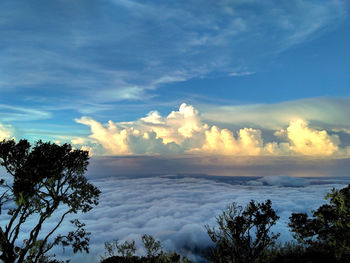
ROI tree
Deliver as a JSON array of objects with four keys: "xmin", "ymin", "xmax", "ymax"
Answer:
[
  {"xmin": 289, "ymin": 184, "xmax": 350, "ymax": 262},
  {"xmin": 141, "ymin": 234, "xmax": 162, "ymax": 258},
  {"xmin": 100, "ymin": 235, "xmax": 192, "ymax": 263},
  {"xmin": 206, "ymin": 200, "xmax": 280, "ymax": 263},
  {"xmin": 0, "ymin": 139, "xmax": 101, "ymax": 263}
]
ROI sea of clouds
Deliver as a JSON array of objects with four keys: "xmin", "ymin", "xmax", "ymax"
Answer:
[
  {"xmin": 70, "ymin": 174, "xmax": 349, "ymax": 262},
  {"xmin": 1, "ymin": 171, "xmax": 350, "ymax": 262}
]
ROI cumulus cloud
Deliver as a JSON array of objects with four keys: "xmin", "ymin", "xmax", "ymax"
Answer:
[
  {"xmin": 140, "ymin": 103, "xmax": 207, "ymax": 144},
  {"xmin": 0, "ymin": 123, "xmax": 14, "ymax": 140},
  {"xmin": 195, "ymin": 126, "xmax": 263, "ymax": 155},
  {"xmin": 75, "ymin": 103, "xmax": 206, "ymax": 155},
  {"xmin": 285, "ymin": 119, "xmax": 339, "ymax": 156},
  {"xmin": 74, "ymin": 103, "xmax": 349, "ymax": 157},
  {"xmin": 76, "ymin": 117, "xmax": 130, "ymax": 155}
]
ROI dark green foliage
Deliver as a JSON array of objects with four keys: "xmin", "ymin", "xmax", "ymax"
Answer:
[
  {"xmin": 0, "ymin": 139, "xmax": 101, "ymax": 263},
  {"xmin": 142, "ymin": 234, "xmax": 162, "ymax": 257},
  {"xmin": 100, "ymin": 236, "xmax": 192, "ymax": 263},
  {"xmin": 206, "ymin": 200, "xmax": 280, "ymax": 263},
  {"xmin": 269, "ymin": 241, "xmax": 341, "ymax": 263},
  {"xmin": 101, "ymin": 240, "xmax": 136, "ymax": 259},
  {"xmin": 100, "ymin": 253, "xmax": 187, "ymax": 263},
  {"xmin": 288, "ymin": 184, "xmax": 350, "ymax": 262}
]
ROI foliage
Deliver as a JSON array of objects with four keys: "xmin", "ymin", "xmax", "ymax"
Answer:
[
  {"xmin": 100, "ymin": 235, "xmax": 192, "ymax": 263},
  {"xmin": 206, "ymin": 200, "xmax": 280, "ymax": 263},
  {"xmin": 266, "ymin": 240, "xmax": 342, "ymax": 263},
  {"xmin": 141, "ymin": 234, "xmax": 162, "ymax": 257},
  {"xmin": 0, "ymin": 139, "xmax": 101, "ymax": 263},
  {"xmin": 101, "ymin": 239, "xmax": 136, "ymax": 259},
  {"xmin": 289, "ymin": 184, "xmax": 350, "ymax": 262}
]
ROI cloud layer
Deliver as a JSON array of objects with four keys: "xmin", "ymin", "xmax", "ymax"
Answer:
[
  {"xmin": 74, "ymin": 103, "xmax": 349, "ymax": 157},
  {"xmin": 200, "ymin": 98, "xmax": 350, "ymax": 130},
  {"xmin": 2, "ymin": 173, "xmax": 348, "ymax": 262}
]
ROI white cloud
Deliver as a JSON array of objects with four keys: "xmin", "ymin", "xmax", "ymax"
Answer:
[
  {"xmin": 95, "ymin": 86, "xmax": 145, "ymax": 101},
  {"xmin": 69, "ymin": 174, "xmax": 350, "ymax": 262},
  {"xmin": 194, "ymin": 126, "xmax": 263, "ymax": 155},
  {"xmin": 76, "ymin": 117, "xmax": 130, "ymax": 155},
  {"xmin": 285, "ymin": 119, "xmax": 340, "ymax": 156},
  {"xmin": 200, "ymin": 98, "xmax": 350, "ymax": 130},
  {"xmin": 228, "ymin": 71, "xmax": 255, "ymax": 77},
  {"xmin": 248, "ymin": 175, "xmax": 309, "ymax": 187},
  {"xmin": 0, "ymin": 123, "xmax": 14, "ymax": 140},
  {"xmin": 2, "ymin": 174, "xmax": 347, "ymax": 262},
  {"xmin": 75, "ymin": 103, "xmax": 207, "ymax": 155},
  {"xmin": 0, "ymin": 104, "xmax": 51, "ymax": 122},
  {"xmin": 0, "ymin": 0, "xmax": 346, "ymax": 104},
  {"xmin": 75, "ymin": 103, "xmax": 349, "ymax": 157},
  {"xmin": 280, "ymin": 0, "xmax": 346, "ymax": 49}
]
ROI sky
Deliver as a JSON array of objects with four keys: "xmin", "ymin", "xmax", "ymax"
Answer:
[
  {"xmin": 1, "ymin": 1, "xmax": 350, "ymax": 262},
  {"xmin": 0, "ymin": 0, "xmax": 350, "ymax": 163}
]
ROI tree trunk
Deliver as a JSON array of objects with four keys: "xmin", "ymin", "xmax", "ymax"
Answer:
[{"xmin": 0, "ymin": 228, "xmax": 16, "ymax": 263}]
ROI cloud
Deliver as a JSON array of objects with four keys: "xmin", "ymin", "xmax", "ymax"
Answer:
[
  {"xmin": 74, "ymin": 103, "xmax": 349, "ymax": 157},
  {"xmin": 0, "ymin": 123, "xmax": 14, "ymax": 140},
  {"xmin": 248, "ymin": 175, "xmax": 309, "ymax": 187},
  {"xmin": 2, "ymin": 173, "xmax": 348, "ymax": 262},
  {"xmin": 75, "ymin": 103, "xmax": 207, "ymax": 155},
  {"xmin": 228, "ymin": 71, "xmax": 255, "ymax": 77},
  {"xmin": 76, "ymin": 117, "xmax": 130, "ymax": 155},
  {"xmin": 195, "ymin": 126, "xmax": 263, "ymax": 155},
  {"xmin": 140, "ymin": 103, "xmax": 206, "ymax": 144},
  {"xmin": 280, "ymin": 0, "xmax": 346, "ymax": 49},
  {"xmin": 0, "ymin": 104, "xmax": 51, "ymax": 122},
  {"xmin": 66, "ymin": 174, "xmax": 350, "ymax": 262},
  {"xmin": 200, "ymin": 98, "xmax": 350, "ymax": 130},
  {"xmin": 0, "ymin": 0, "xmax": 346, "ymax": 104},
  {"xmin": 285, "ymin": 119, "xmax": 339, "ymax": 156}
]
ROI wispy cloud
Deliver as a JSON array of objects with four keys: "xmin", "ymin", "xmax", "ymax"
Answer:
[
  {"xmin": 0, "ymin": 0, "xmax": 346, "ymax": 104},
  {"xmin": 0, "ymin": 104, "xmax": 51, "ymax": 122},
  {"xmin": 228, "ymin": 71, "xmax": 256, "ymax": 77}
]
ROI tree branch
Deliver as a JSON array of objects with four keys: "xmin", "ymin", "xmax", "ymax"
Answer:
[
  {"xmin": 10, "ymin": 204, "xmax": 30, "ymax": 245},
  {"xmin": 34, "ymin": 209, "xmax": 73, "ymax": 263},
  {"xmin": 5, "ymin": 204, "xmax": 23, "ymax": 237}
]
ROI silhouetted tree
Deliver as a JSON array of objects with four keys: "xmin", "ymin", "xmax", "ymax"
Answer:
[
  {"xmin": 141, "ymin": 234, "xmax": 162, "ymax": 257},
  {"xmin": 289, "ymin": 184, "xmax": 350, "ymax": 262},
  {"xmin": 206, "ymin": 200, "xmax": 280, "ymax": 263},
  {"xmin": 100, "ymin": 235, "xmax": 192, "ymax": 263},
  {"xmin": 0, "ymin": 139, "xmax": 101, "ymax": 263}
]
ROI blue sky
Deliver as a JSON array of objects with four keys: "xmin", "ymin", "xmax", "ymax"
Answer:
[
  {"xmin": 2, "ymin": 3, "xmax": 350, "ymax": 260},
  {"xmin": 1, "ymin": 0, "xmax": 350, "ymax": 158}
]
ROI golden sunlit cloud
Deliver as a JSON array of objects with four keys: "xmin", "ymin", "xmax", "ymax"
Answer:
[
  {"xmin": 74, "ymin": 103, "xmax": 349, "ymax": 157},
  {"xmin": 0, "ymin": 123, "xmax": 14, "ymax": 141},
  {"xmin": 195, "ymin": 126, "xmax": 263, "ymax": 155},
  {"xmin": 76, "ymin": 117, "xmax": 130, "ymax": 155},
  {"xmin": 286, "ymin": 119, "xmax": 339, "ymax": 156}
]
